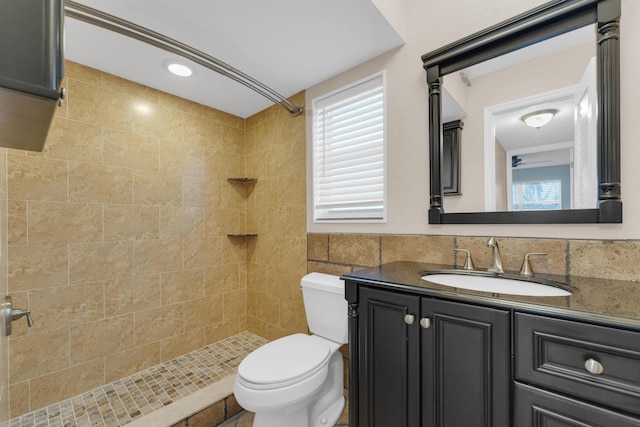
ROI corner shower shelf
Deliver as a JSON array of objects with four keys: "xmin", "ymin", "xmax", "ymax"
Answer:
[
  {"xmin": 227, "ymin": 233, "xmax": 257, "ymax": 238},
  {"xmin": 226, "ymin": 177, "xmax": 257, "ymax": 183}
]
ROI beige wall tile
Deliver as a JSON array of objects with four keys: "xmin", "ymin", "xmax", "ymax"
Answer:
[
  {"xmin": 40, "ymin": 117, "xmax": 102, "ymax": 164},
  {"xmin": 30, "ymin": 283, "xmax": 104, "ymax": 332},
  {"xmin": 569, "ymin": 277, "xmax": 640, "ymax": 319},
  {"xmin": 104, "ymin": 204, "xmax": 160, "ymax": 241},
  {"xmin": 203, "ymin": 106, "xmax": 244, "ymax": 129},
  {"xmin": 160, "ymin": 207, "xmax": 204, "ymax": 239},
  {"xmin": 9, "ymin": 381, "xmax": 30, "ymax": 418},
  {"xmin": 159, "ymin": 91, "xmax": 203, "ymax": 116},
  {"xmin": 105, "ymin": 274, "xmax": 162, "ymax": 317},
  {"xmin": 329, "ymin": 234, "xmax": 380, "ymax": 267},
  {"xmin": 133, "ymin": 102, "xmax": 182, "ymax": 141},
  {"xmin": 9, "ymin": 328, "xmax": 69, "ymax": 383},
  {"xmin": 70, "ymin": 314, "xmax": 135, "ymax": 365},
  {"xmin": 183, "ymin": 114, "xmax": 222, "ymax": 148},
  {"xmin": 160, "ymin": 328, "xmax": 205, "ymax": 362},
  {"xmin": 104, "ymin": 342, "xmax": 161, "ymax": 384},
  {"xmin": 66, "ymin": 62, "xmax": 102, "ymax": 86},
  {"xmin": 103, "ymin": 127, "xmax": 159, "ymax": 171},
  {"xmin": 103, "ymin": 73, "xmax": 158, "ymax": 104},
  {"xmin": 184, "ymin": 238, "xmax": 223, "ymax": 270},
  {"xmin": 184, "ymin": 295, "xmax": 224, "ymax": 329},
  {"xmin": 134, "ymin": 169, "xmax": 182, "ymax": 206},
  {"xmin": 69, "ymin": 162, "xmax": 133, "ymax": 204},
  {"xmin": 159, "ymin": 140, "xmax": 204, "ymax": 177},
  {"xmin": 68, "ymin": 241, "xmax": 134, "ymax": 284},
  {"xmin": 161, "ymin": 269, "xmax": 205, "ymax": 304},
  {"xmin": 134, "ymin": 239, "xmax": 184, "ymax": 275},
  {"xmin": 7, "ymin": 200, "xmax": 27, "ymax": 245},
  {"xmin": 134, "ymin": 303, "xmax": 184, "ymax": 346},
  {"xmin": 183, "ymin": 176, "xmax": 223, "ymax": 208},
  {"xmin": 28, "ymin": 201, "xmax": 102, "ymax": 244},
  {"xmin": 221, "ymin": 125, "xmax": 245, "ymax": 156},
  {"xmin": 7, "ymin": 155, "xmax": 68, "ymax": 201},
  {"xmin": 307, "ymin": 234, "xmax": 329, "ymax": 261},
  {"xmin": 307, "ymin": 261, "xmax": 353, "ymax": 276},
  {"xmin": 68, "ymin": 79, "xmax": 132, "ymax": 130},
  {"xmin": 8, "ymin": 244, "xmax": 68, "ymax": 292},
  {"xmin": 204, "ymin": 318, "xmax": 243, "ymax": 343},
  {"xmin": 223, "ymin": 289, "xmax": 247, "ymax": 322},
  {"xmin": 204, "ymin": 152, "xmax": 240, "ymax": 179},
  {"xmin": 205, "ymin": 263, "xmax": 242, "ymax": 295},
  {"xmin": 204, "ymin": 208, "xmax": 240, "ymax": 236},
  {"xmin": 381, "ymin": 235, "xmax": 455, "ymax": 265},
  {"xmin": 29, "ymin": 359, "xmax": 104, "ymax": 410}
]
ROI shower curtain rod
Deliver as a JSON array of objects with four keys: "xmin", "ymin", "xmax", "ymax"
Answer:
[{"xmin": 64, "ymin": 1, "xmax": 304, "ymax": 117}]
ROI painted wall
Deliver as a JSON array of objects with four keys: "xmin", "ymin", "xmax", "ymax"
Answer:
[{"xmin": 307, "ymin": 0, "xmax": 640, "ymax": 240}]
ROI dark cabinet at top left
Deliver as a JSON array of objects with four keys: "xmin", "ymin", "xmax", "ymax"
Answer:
[{"xmin": 0, "ymin": 0, "xmax": 65, "ymax": 151}]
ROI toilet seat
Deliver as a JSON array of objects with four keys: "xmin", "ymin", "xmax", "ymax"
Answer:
[{"xmin": 237, "ymin": 334, "xmax": 331, "ymax": 390}]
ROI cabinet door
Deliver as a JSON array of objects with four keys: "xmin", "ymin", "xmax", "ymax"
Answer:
[
  {"xmin": 515, "ymin": 382, "xmax": 640, "ymax": 426},
  {"xmin": 421, "ymin": 298, "xmax": 510, "ymax": 427},
  {"xmin": 358, "ymin": 286, "xmax": 420, "ymax": 427}
]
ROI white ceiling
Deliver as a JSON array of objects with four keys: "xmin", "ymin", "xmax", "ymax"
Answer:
[{"xmin": 64, "ymin": 0, "xmax": 404, "ymax": 118}]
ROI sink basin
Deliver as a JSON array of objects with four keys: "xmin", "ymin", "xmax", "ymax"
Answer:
[{"xmin": 421, "ymin": 271, "xmax": 571, "ymax": 296}]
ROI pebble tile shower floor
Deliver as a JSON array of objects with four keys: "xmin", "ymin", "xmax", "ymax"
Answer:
[{"xmin": 6, "ymin": 332, "xmax": 268, "ymax": 427}]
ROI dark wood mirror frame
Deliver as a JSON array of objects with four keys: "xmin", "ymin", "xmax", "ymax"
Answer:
[{"xmin": 422, "ymin": 0, "xmax": 621, "ymax": 224}]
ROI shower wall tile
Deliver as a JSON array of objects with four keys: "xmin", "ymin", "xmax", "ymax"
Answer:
[
  {"xmin": 104, "ymin": 274, "xmax": 162, "ymax": 317},
  {"xmin": 29, "ymin": 359, "xmax": 104, "ymax": 410},
  {"xmin": 381, "ymin": 235, "xmax": 455, "ymax": 265},
  {"xmin": 8, "ymin": 244, "xmax": 69, "ymax": 291},
  {"xmin": 102, "ymin": 127, "xmax": 159, "ymax": 171},
  {"xmin": 27, "ymin": 201, "xmax": 103, "ymax": 244},
  {"xmin": 104, "ymin": 342, "xmax": 161, "ymax": 384},
  {"xmin": 103, "ymin": 204, "xmax": 160, "ymax": 241},
  {"xmin": 37, "ymin": 117, "xmax": 103, "ymax": 164},
  {"xmin": 7, "ymin": 155, "xmax": 68, "ymax": 201},
  {"xmin": 134, "ymin": 303, "xmax": 184, "ymax": 346},
  {"xmin": 69, "ymin": 315, "xmax": 136, "ymax": 365},
  {"xmin": 68, "ymin": 241, "xmax": 134, "ymax": 284},
  {"xmin": 6, "ymin": 60, "xmax": 248, "ymax": 419},
  {"xmin": 9, "ymin": 328, "xmax": 69, "ymax": 383}
]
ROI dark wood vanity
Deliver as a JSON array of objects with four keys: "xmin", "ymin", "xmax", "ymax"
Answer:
[{"xmin": 343, "ymin": 261, "xmax": 640, "ymax": 427}]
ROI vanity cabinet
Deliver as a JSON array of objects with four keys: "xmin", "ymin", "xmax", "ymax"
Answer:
[{"xmin": 356, "ymin": 286, "xmax": 510, "ymax": 427}]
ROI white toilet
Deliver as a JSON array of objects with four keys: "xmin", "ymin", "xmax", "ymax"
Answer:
[{"xmin": 234, "ymin": 272, "xmax": 348, "ymax": 427}]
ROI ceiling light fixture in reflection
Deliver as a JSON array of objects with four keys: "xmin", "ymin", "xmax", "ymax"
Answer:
[{"xmin": 521, "ymin": 109, "xmax": 558, "ymax": 128}]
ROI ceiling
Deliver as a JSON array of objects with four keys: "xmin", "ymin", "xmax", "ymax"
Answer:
[{"xmin": 64, "ymin": 0, "xmax": 404, "ymax": 118}]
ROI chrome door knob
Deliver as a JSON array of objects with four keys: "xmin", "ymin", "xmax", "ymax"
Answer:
[
  {"xmin": 420, "ymin": 317, "xmax": 431, "ymax": 329},
  {"xmin": 404, "ymin": 314, "xmax": 415, "ymax": 325},
  {"xmin": 584, "ymin": 358, "xmax": 604, "ymax": 375}
]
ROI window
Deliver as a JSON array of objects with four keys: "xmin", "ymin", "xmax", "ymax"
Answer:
[
  {"xmin": 512, "ymin": 179, "xmax": 562, "ymax": 211},
  {"xmin": 312, "ymin": 72, "xmax": 386, "ymax": 222}
]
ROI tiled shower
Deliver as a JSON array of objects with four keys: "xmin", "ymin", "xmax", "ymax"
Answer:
[{"xmin": 5, "ymin": 60, "xmax": 307, "ymax": 421}]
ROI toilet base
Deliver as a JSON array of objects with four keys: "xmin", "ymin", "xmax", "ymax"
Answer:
[{"xmin": 252, "ymin": 395, "xmax": 344, "ymax": 427}]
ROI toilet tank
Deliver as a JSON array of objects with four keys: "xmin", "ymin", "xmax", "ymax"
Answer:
[{"xmin": 301, "ymin": 273, "xmax": 348, "ymax": 344}]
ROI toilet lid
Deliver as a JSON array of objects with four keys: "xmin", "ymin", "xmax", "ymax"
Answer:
[{"xmin": 237, "ymin": 334, "xmax": 331, "ymax": 386}]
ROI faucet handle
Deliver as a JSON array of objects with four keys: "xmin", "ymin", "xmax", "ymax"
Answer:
[
  {"xmin": 454, "ymin": 249, "xmax": 475, "ymax": 271},
  {"xmin": 519, "ymin": 252, "xmax": 547, "ymax": 277}
]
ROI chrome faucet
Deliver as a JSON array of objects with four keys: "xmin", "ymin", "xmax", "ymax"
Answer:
[{"xmin": 486, "ymin": 237, "xmax": 504, "ymax": 273}]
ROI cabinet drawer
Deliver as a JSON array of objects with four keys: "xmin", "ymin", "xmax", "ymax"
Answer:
[
  {"xmin": 514, "ymin": 382, "xmax": 640, "ymax": 426},
  {"xmin": 515, "ymin": 312, "xmax": 640, "ymax": 416}
]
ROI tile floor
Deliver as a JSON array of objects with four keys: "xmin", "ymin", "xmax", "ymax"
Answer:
[{"xmin": 6, "ymin": 332, "xmax": 268, "ymax": 427}]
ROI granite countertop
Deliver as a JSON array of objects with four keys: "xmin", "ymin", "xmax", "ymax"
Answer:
[{"xmin": 341, "ymin": 261, "xmax": 640, "ymax": 329}]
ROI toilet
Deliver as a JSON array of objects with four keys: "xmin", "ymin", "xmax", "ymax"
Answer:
[{"xmin": 234, "ymin": 272, "xmax": 348, "ymax": 427}]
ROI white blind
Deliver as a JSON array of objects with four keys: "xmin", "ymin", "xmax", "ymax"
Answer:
[{"xmin": 313, "ymin": 73, "xmax": 386, "ymax": 222}]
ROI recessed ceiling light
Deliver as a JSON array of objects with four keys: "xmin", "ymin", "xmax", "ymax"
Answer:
[{"xmin": 164, "ymin": 60, "xmax": 194, "ymax": 77}]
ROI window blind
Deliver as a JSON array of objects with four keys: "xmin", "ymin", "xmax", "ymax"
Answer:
[{"xmin": 312, "ymin": 73, "xmax": 386, "ymax": 221}]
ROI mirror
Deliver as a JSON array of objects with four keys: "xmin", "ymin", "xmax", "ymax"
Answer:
[{"xmin": 421, "ymin": 0, "xmax": 621, "ymax": 224}]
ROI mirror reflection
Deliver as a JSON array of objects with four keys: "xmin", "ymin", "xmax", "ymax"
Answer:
[{"xmin": 442, "ymin": 24, "xmax": 596, "ymax": 213}]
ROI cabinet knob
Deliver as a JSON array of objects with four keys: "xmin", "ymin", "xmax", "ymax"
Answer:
[
  {"xmin": 404, "ymin": 314, "xmax": 415, "ymax": 325},
  {"xmin": 420, "ymin": 317, "xmax": 431, "ymax": 329},
  {"xmin": 584, "ymin": 358, "xmax": 604, "ymax": 375}
]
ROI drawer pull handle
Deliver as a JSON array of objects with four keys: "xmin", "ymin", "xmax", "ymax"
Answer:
[
  {"xmin": 420, "ymin": 317, "xmax": 431, "ymax": 329},
  {"xmin": 584, "ymin": 358, "xmax": 604, "ymax": 375},
  {"xmin": 404, "ymin": 314, "xmax": 415, "ymax": 325}
]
